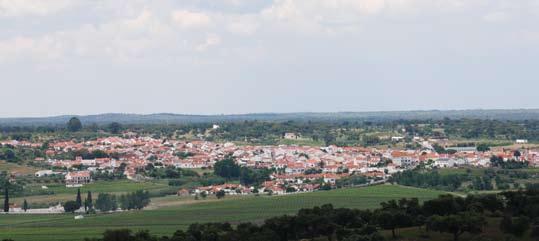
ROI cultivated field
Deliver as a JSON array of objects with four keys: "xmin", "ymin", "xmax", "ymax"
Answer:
[{"xmin": 0, "ymin": 185, "xmax": 446, "ymax": 241}]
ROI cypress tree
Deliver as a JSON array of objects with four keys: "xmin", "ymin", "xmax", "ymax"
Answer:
[
  {"xmin": 23, "ymin": 199, "xmax": 28, "ymax": 212},
  {"xmin": 76, "ymin": 188, "xmax": 82, "ymax": 209},
  {"xmin": 3, "ymin": 188, "xmax": 8, "ymax": 213},
  {"xmin": 85, "ymin": 191, "xmax": 93, "ymax": 211}
]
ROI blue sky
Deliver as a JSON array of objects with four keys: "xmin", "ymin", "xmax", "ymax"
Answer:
[{"xmin": 1, "ymin": 0, "xmax": 538, "ymax": 117}]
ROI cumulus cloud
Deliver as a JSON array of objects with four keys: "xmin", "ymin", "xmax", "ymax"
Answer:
[
  {"xmin": 0, "ymin": 0, "xmax": 76, "ymax": 17},
  {"xmin": 226, "ymin": 15, "xmax": 259, "ymax": 35},
  {"xmin": 171, "ymin": 10, "xmax": 212, "ymax": 29},
  {"xmin": 0, "ymin": 0, "xmax": 538, "ymax": 64},
  {"xmin": 482, "ymin": 11, "xmax": 509, "ymax": 23},
  {"xmin": 196, "ymin": 34, "xmax": 221, "ymax": 51}
]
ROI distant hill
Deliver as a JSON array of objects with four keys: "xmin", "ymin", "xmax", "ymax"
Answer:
[{"xmin": 1, "ymin": 109, "xmax": 539, "ymax": 126}]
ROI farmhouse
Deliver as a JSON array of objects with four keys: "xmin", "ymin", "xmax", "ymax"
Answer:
[{"xmin": 65, "ymin": 171, "xmax": 92, "ymax": 187}]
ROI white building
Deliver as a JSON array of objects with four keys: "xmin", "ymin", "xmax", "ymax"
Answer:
[
  {"xmin": 284, "ymin": 133, "xmax": 300, "ymax": 140},
  {"xmin": 65, "ymin": 171, "xmax": 92, "ymax": 187},
  {"xmin": 35, "ymin": 170, "xmax": 54, "ymax": 177}
]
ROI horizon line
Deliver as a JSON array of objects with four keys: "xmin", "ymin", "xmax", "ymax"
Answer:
[{"xmin": 1, "ymin": 108, "xmax": 538, "ymax": 119}]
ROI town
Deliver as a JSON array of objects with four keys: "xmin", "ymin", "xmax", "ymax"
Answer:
[{"xmin": 2, "ymin": 132, "xmax": 535, "ymax": 200}]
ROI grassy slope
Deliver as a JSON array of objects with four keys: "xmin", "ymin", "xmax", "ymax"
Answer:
[
  {"xmin": 0, "ymin": 185, "xmax": 445, "ymax": 241},
  {"xmin": 0, "ymin": 161, "xmax": 39, "ymax": 175}
]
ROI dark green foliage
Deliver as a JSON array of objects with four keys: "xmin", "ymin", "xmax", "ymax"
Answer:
[
  {"xmin": 95, "ymin": 193, "xmax": 118, "ymax": 212},
  {"xmin": 0, "ymin": 148, "xmax": 17, "ymax": 162},
  {"xmin": 147, "ymin": 166, "xmax": 198, "ymax": 179},
  {"xmin": 500, "ymin": 215, "xmax": 530, "ymax": 237},
  {"xmin": 213, "ymin": 158, "xmax": 240, "ymax": 179},
  {"xmin": 239, "ymin": 167, "xmax": 271, "ymax": 186},
  {"xmin": 490, "ymin": 156, "xmax": 528, "ymax": 169},
  {"xmin": 216, "ymin": 190, "xmax": 225, "ymax": 199},
  {"xmin": 426, "ymin": 212, "xmax": 487, "ymax": 241},
  {"xmin": 336, "ymin": 175, "xmax": 368, "ymax": 188},
  {"xmin": 118, "ymin": 190, "xmax": 151, "ymax": 211},
  {"xmin": 3, "ymin": 188, "xmax": 8, "ymax": 213},
  {"xmin": 67, "ymin": 117, "xmax": 83, "ymax": 132},
  {"xmin": 108, "ymin": 122, "xmax": 122, "ymax": 134},
  {"xmin": 174, "ymin": 152, "xmax": 194, "ymax": 159},
  {"xmin": 85, "ymin": 191, "xmax": 93, "ymax": 211},
  {"xmin": 476, "ymin": 143, "xmax": 490, "ymax": 152},
  {"xmin": 22, "ymin": 199, "xmax": 28, "ymax": 212},
  {"xmin": 362, "ymin": 135, "xmax": 381, "ymax": 146},
  {"xmin": 76, "ymin": 188, "xmax": 82, "ymax": 208},
  {"xmin": 389, "ymin": 170, "xmax": 467, "ymax": 191},
  {"xmin": 63, "ymin": 200, "xmax": 80, "ymax": 213}
]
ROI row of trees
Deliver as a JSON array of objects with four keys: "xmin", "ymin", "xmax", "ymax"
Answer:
[
  {"xmin": 63, "ymin": 189, "xmax": 150, "ymax": 213},
  {"xmin": 64, "ymin": 189, "xmax": 93, "ymax": 213},
  {"xmin": 389, "ymin": 170, "xmax": 468, "ymax": 191}
]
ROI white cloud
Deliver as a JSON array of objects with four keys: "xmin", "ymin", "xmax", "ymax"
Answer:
[
  {"xmin": 196, "ymin": 34, "xmax": 221, "ymax": 51},
  {"xmin": 171, "ymin": 10, "xmax": 212, "ymax": 29},
  {"xmin": 0, "ymin": 8, "xmax": 216, "ymax": 64},
  {"xmin": 0, "ymin": 0, "xmax": 76, "ymax": 17},
  {"xmin": 0, "ymin": 0, "xmax": 537, "ymax": 65},
  {"xmin": 483, "ymin": 11, "xmax": 509, "ymax": 23},
  {"xmin": 226, "ymin": 15, "xmax": 259, "ymax": 35}
]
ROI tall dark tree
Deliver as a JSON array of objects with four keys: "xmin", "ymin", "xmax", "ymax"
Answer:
[
  {"xmin": 84, "ymin": 191, "xmax": 93, "ymax": 211},
  {"xmin": 67, "ymin": 117, "xmax": 82, "ymax": 132},
  {"xmin": 23, "ymin": 199, "xmax": 28, "ymax": 212},
  {"xmin": 76, "ymin": 188, "xmax": 82, "ymax": 208},
  {"xmin": 3, "ymin": 188, "xmax": 8, "ymax": 213}
]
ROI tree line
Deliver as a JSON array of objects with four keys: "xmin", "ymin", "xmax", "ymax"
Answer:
[{"xmin": 61, "ymin": 189, "xmax": 150, "ymax": 213}]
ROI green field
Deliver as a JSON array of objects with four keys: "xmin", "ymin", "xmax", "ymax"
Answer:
[{"xmin": 0, "ymin": 185, "xmax": 446, "ymax": 241}]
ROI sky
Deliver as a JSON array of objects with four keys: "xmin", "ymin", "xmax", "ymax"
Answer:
[{"xmin": 1, "ymin": 0, "xmax": 539, "ymax": 117}]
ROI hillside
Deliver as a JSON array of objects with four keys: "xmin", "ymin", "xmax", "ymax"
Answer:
[
  {"xmin": 2, "ymin": 109, "xmax": 539, "ymax": 126},
  {"xmin": 0, "ymin": 185, "xmax": 445, "ymax": 241}
]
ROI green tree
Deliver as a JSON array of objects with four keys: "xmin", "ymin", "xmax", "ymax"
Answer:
[
  {"xmin": 3, "ymin": 188, "xmax": 8, "ymax": 213},
  {"xmin": 214, "ymin": 158, "xmax": 240, "ymax": 179},
  {"xmin": 64, "ymin": 200, "xmax": 79, "ymax": 213},
  {"xmin": 375, "ymin": 210, "xmax": 411, "ymax": 238},
  {"xmin": 84, "ymin": 191, "xmax": 93, "ymax": 211},
  {"xmin": 427, "ymin": 212, "xmax": 486, "ymax": 241},
  {"xmin": 108, "ymin": 122, "xmax": 122, "ymax": 134},
  {"xmin": 476, "ymin": 143, "xmax": 490, "ymax": 152},
  {"xmin": 1, "ymin": 148, "xmax": 17, "ymax": 162},
  {"xmin": 67, "ymin": 117, "xmax": 82, "ymax": 132},
  {"xmin": 216, "ymin": 190, "xmax": 225, "ymax": 199},
  {"xmin": 76, "ymin": 188, "xmax": 82, "ymax": 208},
  {"xmin": 500, "ymin": 215, "xmax": 530, "ymax": 237},
  {"xmin": 323, "ymin": 132, "xmax": 336, "ymax": 146},
  {"xmin": 95, "ymin": 193, "xmax": 118, "ymax": 212},
  {"xmin": 23, "ymin": 199, "xmax": 28, "ymax": 212}
]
